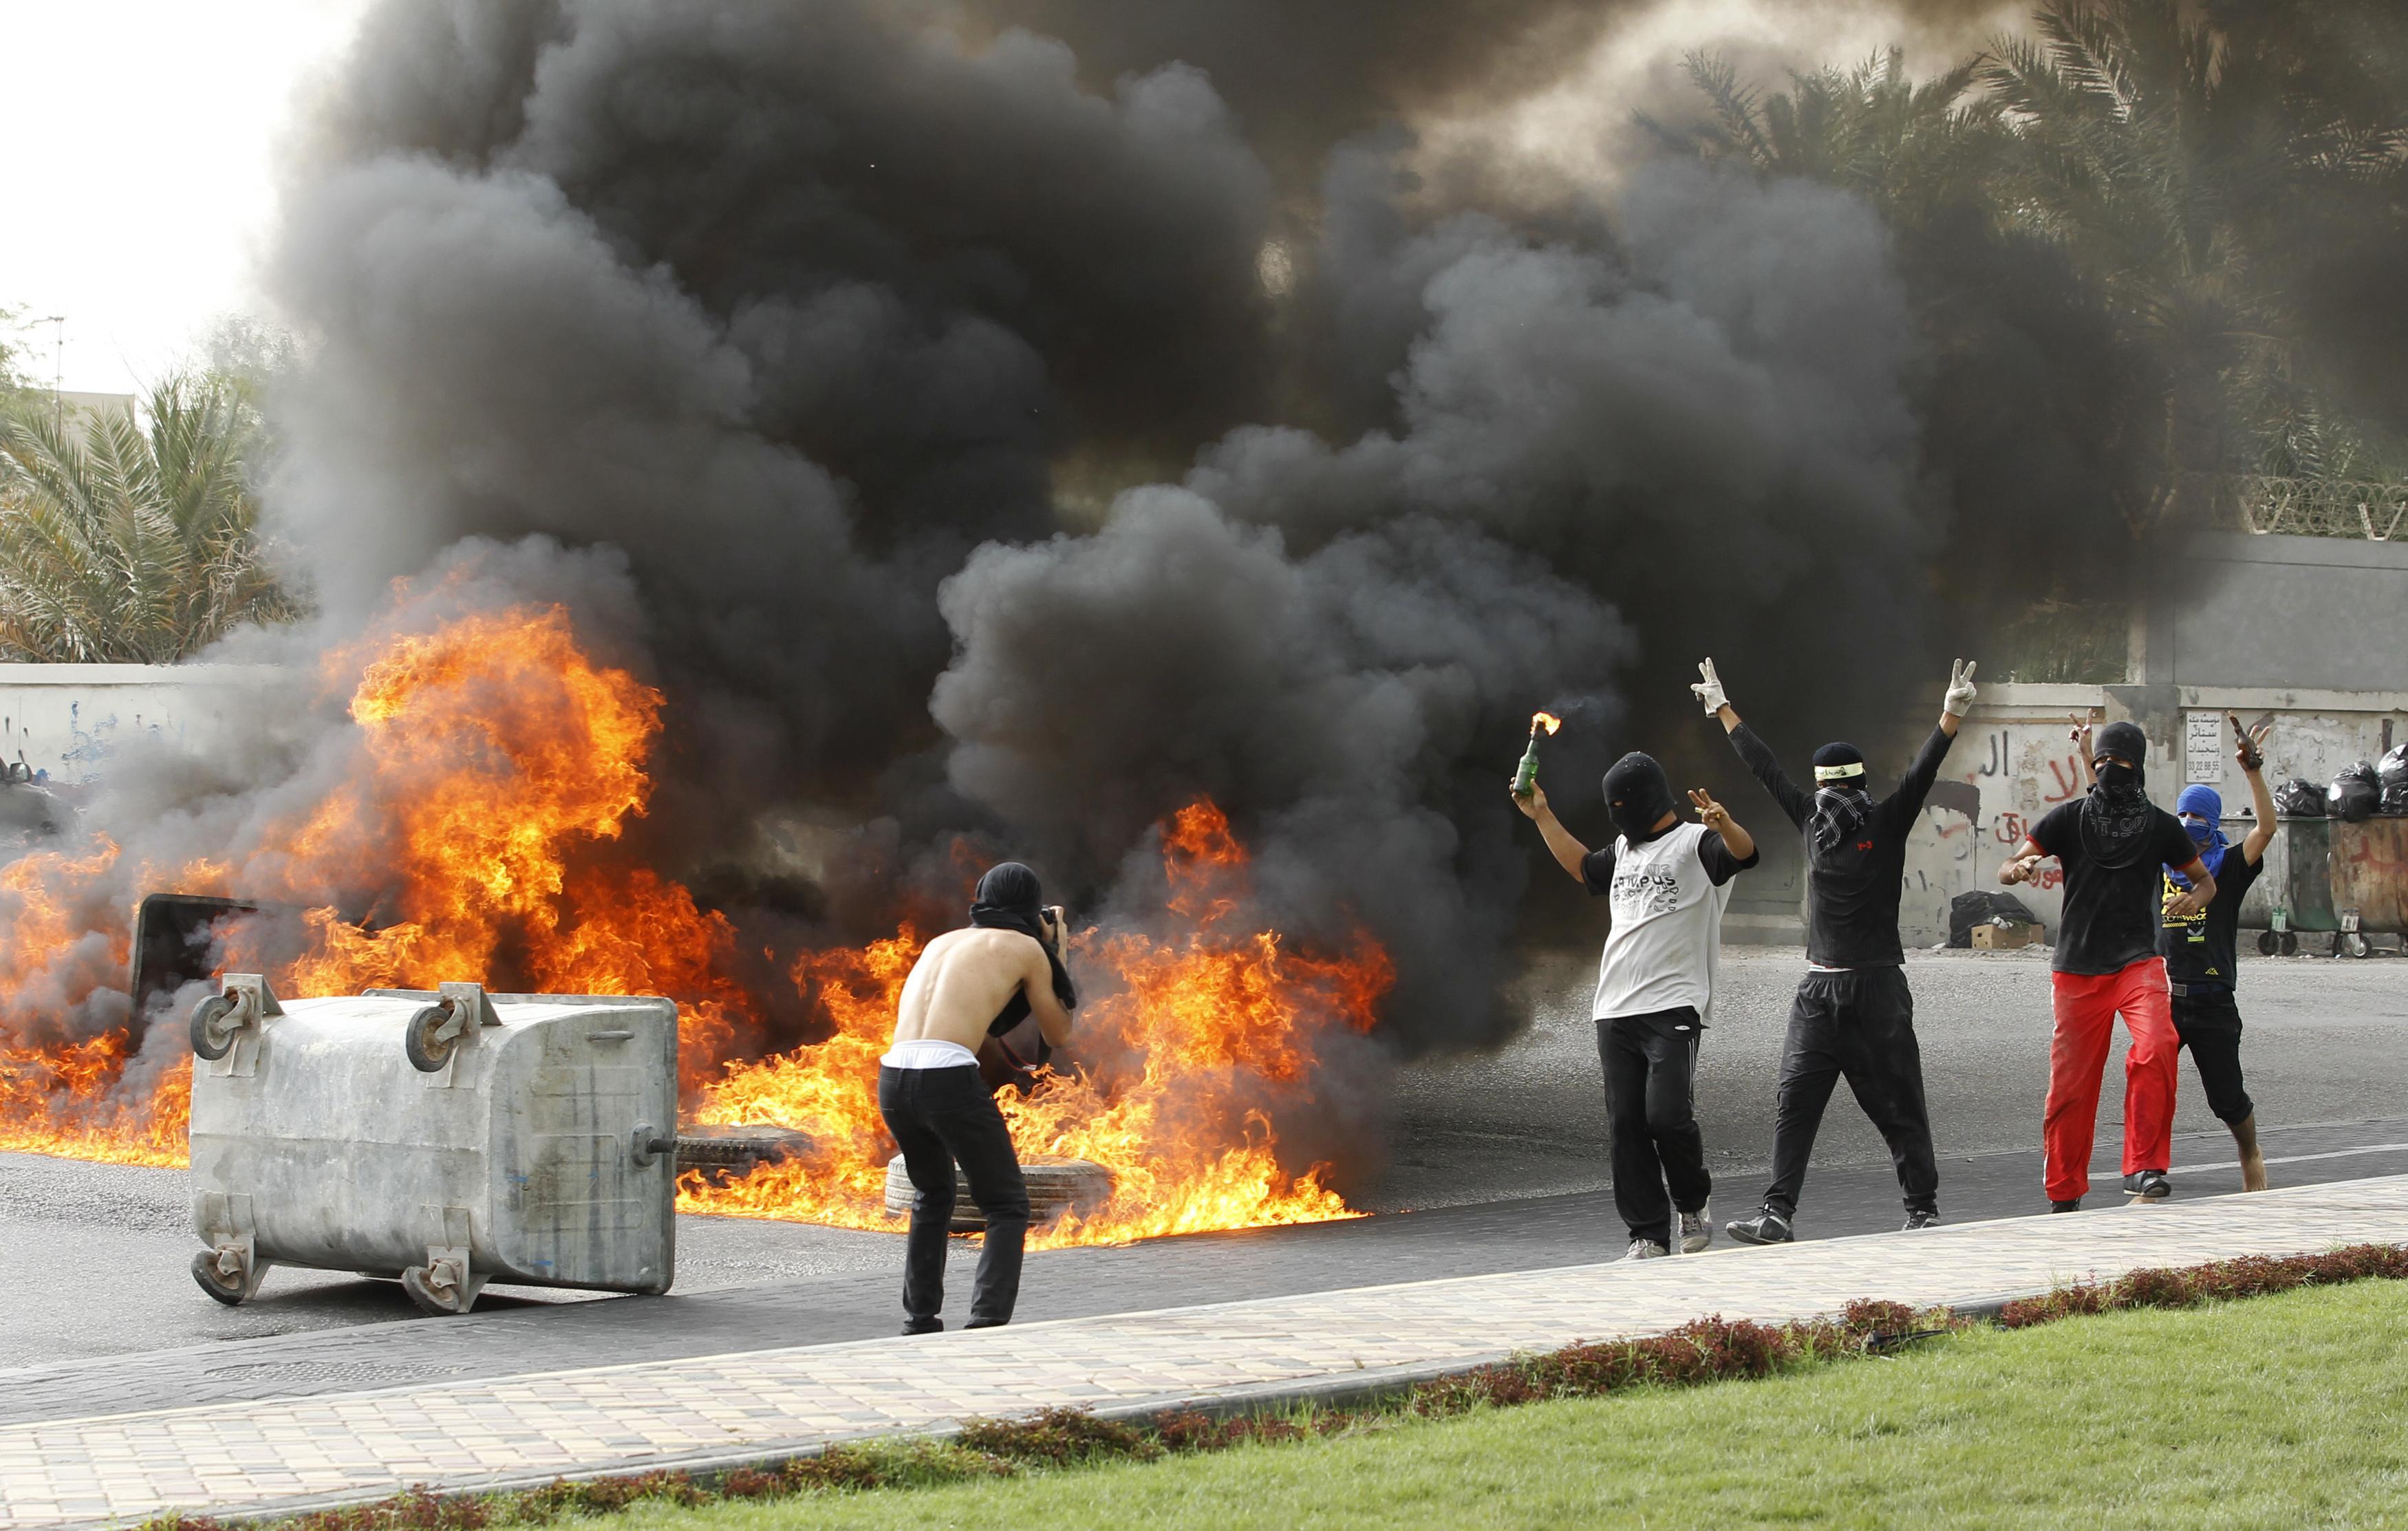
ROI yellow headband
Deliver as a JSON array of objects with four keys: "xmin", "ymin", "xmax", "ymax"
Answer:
[{"xmin": 1814, "ymin": 762, "xmax": 1866, "ymax": 782}]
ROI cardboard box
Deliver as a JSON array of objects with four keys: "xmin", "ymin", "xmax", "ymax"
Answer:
[{"xmin": 1972, "ymin": 922, "xmax": 2040, "ymax": 950}]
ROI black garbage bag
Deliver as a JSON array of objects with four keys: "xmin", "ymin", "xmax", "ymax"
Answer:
[
  {"xmin": 1948, "ymin": 890, "xmax": 2041, "ymax": 948},
  {"xmin": 2275, "ymin": 778, "xmax": 2328, "ymax": 817},
  {"xmin": 2383, "ymin": 782, "xmax": 2408, "ymax": 817},
  {"xmin": 2380, "ymin": 744, "xmax": 2408, "ymax": 791},
  {"xmin": 2330, "ymin": 767, "xmax": 2378, "ymax": 823}
]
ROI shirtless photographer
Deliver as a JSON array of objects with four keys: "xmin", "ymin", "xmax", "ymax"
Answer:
[{"xmin": 880, "ymin": 862, "xmax": 1077, "ymax": 1335}]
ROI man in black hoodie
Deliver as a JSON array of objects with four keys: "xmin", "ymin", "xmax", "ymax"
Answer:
[{"xmin": 1691, "ymin": 657, "xmax": 1978, "ymax": 1243}]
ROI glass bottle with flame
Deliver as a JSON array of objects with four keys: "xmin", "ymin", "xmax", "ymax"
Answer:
[{"xmin": 1515, "ymin": 711, "xmax": 1562, "ymax": 797}]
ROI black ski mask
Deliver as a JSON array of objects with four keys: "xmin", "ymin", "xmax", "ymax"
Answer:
[
  {"xmin": 969, "ymin": 862, "xmax": 1077, "ymax": 1040},
  {"xmin": 2081, "ymin": 721, "xmax": 2153, "ymax": 868},
  {"xmin": 1603, "ymin": 752, "xmax": 1678, "ymax": 843}
]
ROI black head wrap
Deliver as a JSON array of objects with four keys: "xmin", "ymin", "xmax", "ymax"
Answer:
[
  {"xmin": 1809, "ymin": 742, "xmax": 1874, "ymax": 860},
  {"xmin": 2079, "ymin": 721, "xmax": 2154, "ymax": 869},
  {"xmin": 1603, "ymin": 752, "xmax": 1678, "ymax": 842},
  {"xmin": 969, "ymin": 862, "xmax": 1077, "ymax": 1040}
]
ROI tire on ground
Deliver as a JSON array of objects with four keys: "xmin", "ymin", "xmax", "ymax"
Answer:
[
  {"xmin": 675, "ymin": 1124, "xmax": 816, "ymax": 1185},
  {"xmin": 883, "ymin": 1155, "xmax": 1113, "ymax": 1233}
]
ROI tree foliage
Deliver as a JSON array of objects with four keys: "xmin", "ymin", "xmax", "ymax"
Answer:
[
  {"xmin": 0, "ymin": 308, "xmax": 38, "ymax": 405},
  {"xmin": 0, "ymin": 374, "xmax": 303, "ymax": 662},
  {"xmin": 1642, "ymin": 47, "xmax": 2011, "ymax": 220},
  {"xmin": 1653, "ymin": 0, "xmax": 2408, "ymax": 536}
]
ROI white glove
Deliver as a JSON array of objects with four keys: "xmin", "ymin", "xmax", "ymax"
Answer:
[
  {"xmin": 1943, "ymin": 658, "xmax": 1978, "ymax": 718},
  {"xmin": 1690, "ymin": 658, "xmax": 1728, "ymax": 717}
]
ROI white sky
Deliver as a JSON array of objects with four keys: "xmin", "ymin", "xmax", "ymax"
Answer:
[{"xmin": 0, "ymin": 0, "xmax": 366, "ymax": 396}]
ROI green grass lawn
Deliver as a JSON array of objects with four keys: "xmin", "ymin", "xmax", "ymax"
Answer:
[{"xmin": 572, "ymin": 1280, "xmax": 2408, "ymax": 1530}]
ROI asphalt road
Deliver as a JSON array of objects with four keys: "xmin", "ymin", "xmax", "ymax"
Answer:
[
  {"xmin": 1377, "ymin": 943, "xmax": 2408, "ymax": 1211},
  {"xmin": 3, "ymin": 947, "xmax": 2402, "ymax": 1381}
]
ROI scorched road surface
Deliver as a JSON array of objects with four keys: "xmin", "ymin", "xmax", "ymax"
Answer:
[{"xmin": 2, "ymin": 948, "xmax": 2402, "ymax": 1417}]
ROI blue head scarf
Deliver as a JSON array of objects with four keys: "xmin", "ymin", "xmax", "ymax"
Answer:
[{"xmin": 2169, "ymin": 784, "xmax": 2229, "ymax": 888}]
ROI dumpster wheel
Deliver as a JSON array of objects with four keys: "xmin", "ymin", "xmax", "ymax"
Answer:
[
  {"xmin": 189, "ymin": 994, "xmax": 241, "ymax": 1060},
  {"xmin": 2279, "ymin": 930, "xmax": 2300, "ymax": 956},
  {"xmin": 191, "ymin": 1246, "xmax": 261, "ymax": 1306},
  {"xmin": 400, "ymin": 1256, "xmax": 486, "ymax": 1316},
  {"xmin": 403, "ymin": 1002, "xmax": 460, "ymax": 1073}
]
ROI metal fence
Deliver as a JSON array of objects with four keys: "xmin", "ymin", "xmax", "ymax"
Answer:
[{"xmin": 2224, "ymin": 475, "xmax": 2408, "ymax": 540}]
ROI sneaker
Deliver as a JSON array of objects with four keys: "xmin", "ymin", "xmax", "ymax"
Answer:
[
  {"xmin": 901, "ymin": 1316, "xmax": 943, "ymax": 1336},
  {"xmin": 1902, "ymin": 1210, "xmax": 1941, "ymax": 1230},
  {"xmin": 2123, "ymin": 1170, "xmax": 2171, "ymax": 1201},
  {"xmin": 1623, "ymin": 1236, "xmax": 1672, "ymax": 1261},
  {"xmin": 2050, "ymin": 1199, "xmax": 2081, "ymax": 1213},
  {"xmin": 1727, "ymin": 1207, "xmax": 1794, "ymax": 1245},
  {"xmin": 1679, "ymin": 1200, "xmax": 1714, "ymax": 1254}
]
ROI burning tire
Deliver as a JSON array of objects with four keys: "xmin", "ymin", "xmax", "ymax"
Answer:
[
  {"xmin": 883, "ymin": 1154, "xmax": 1112, "ymax": 1233},
  {"xmin": 675, "ymin": 1124, "xmax": 815, "ymax": 1184}
]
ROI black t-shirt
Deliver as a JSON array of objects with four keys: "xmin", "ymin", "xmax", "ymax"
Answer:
[
  {"xmin": 2030, "ymin": 800, "xmax": 2202, "ymax": 976},
  {"xmin": 1728, "ymin": 722, "xmax": 1954, "ymax": 969},
  {"xmin": 2160, "ymin": 848, "xmax": 2264, "ymax": 988}
]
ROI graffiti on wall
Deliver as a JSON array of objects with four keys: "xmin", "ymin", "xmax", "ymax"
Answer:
[
  {"xmin": 1, "ymin": 690, "xmax": 200, "ymax": 786},
  {"xmin": 1898, "ymin": 723, "xmax": 2092, "ymax": 945},
  {"xmin": 1897, "ymin": 709, "xmax": 2405, "ymax": 945}
]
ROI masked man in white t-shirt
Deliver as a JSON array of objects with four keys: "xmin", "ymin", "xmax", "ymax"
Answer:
[{"xmin": 1514, "ymin": 753, "xmax": 1759, "ymax": 1259}]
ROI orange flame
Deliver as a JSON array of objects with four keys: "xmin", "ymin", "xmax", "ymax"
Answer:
[
  {"xmin": 0, "ymin": 1032, "xmax": 190, "ymax": 1165},
  {"xmin": 265, "ymin": 606, "xmax": 756, "ymax": 1091},
  {"xmin": 1531, "ymin": 711, "xmax": 1562, "ymax": 736},
  {"xmin": 680, "ymin": 799, "xmax": 1392, "ymax": 1245},
  {"xmin": 0, "ymin": 838, "xmax": 191, "ymax": 1163},
  {"xmin": 0, "ymin": 597, "xmax": 1390, "ymax": 1248}
]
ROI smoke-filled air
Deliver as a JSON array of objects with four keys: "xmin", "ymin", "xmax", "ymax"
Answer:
[{"xmin": 3, "ymin": 0, "xmax": 2403, "ymax": 1234}]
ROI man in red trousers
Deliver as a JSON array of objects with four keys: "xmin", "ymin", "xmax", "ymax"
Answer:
[{"xmin": 1999, "ymin": 720, "xmax": 2215, "ymax": 1209}]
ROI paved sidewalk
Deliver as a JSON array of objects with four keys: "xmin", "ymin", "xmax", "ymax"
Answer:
[
  {"xmin": 20, "ymin": 1114, "xmax": 2408, "ymax": 1426},
  {"xmin": 10, "ymin": 1175, "xmax": 2407, "ymax": 1529}
]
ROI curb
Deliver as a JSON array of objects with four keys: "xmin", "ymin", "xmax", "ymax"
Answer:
[{"xmin": 103, "ymin": 1289, "xmax": 2070, "ymax": 1531}]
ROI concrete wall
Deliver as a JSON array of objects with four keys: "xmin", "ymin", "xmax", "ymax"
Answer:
[
  {"xmin": 1893, "ymin": 683, "xmax": 2407, "ymax": 946},
  {"xmin": 1824, "ymin": 531, "xmax": 2408, "ymax": 947},
  {"xmin": 0, "ymin": 664, "xmax": 280, "ymax": 786},
  {"xmin": 2162, "ymin": 535, "xmax": 2408, "ymax": 693}
]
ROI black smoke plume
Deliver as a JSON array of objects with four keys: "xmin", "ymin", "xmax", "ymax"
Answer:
[{"xmin": 240, "ymin": 0, "xmax": 2031, "ymax": 1071}]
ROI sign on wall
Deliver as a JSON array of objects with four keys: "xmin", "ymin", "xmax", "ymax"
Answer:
[{"xmin": 2184, "ymin": 711, "xmax": 2225, "ymax": 786}]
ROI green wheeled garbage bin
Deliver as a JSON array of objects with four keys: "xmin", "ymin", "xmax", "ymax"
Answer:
[{"xmin": 2238, "ymin": 816, "xmax": 2333, "ymax": 957}]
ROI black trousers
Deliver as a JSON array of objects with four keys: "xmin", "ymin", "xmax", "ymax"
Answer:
[
  {"xmin": 1597, "ymin": 1007, "xmax": 1712, "ymax": 1247},
  {"xmin": 2171, "ymin": 987, "xmax": 2254, "ymax": 1125},
  {"xmin": 1763, "ymin": 968, "xmax": 1937, "ymax": 1218},
  {"xmin": 877, "ymin": 1064, "xmax": 1030, "ymax": 1327}
]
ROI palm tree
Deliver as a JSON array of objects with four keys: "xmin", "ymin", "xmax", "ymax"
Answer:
[
  {"xmin": 0, "ymin": 373, "xmax": 303, "ymax": 662},
  {"xmin": 1981, "ymin": 0, "xmax": 2408, "ymax": 522},
  {"xmin": 1660, "ymin": 3, "xmax": 2408, "ymax": 537},
  {"xmin": 1642, "ymin": 47, "xmax": 2010, "ymax": 222}
]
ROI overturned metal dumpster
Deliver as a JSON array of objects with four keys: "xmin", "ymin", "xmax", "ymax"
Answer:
[{"xmin": 186, "ymin": 976, "xmax": 679, "ymax": 1315}]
